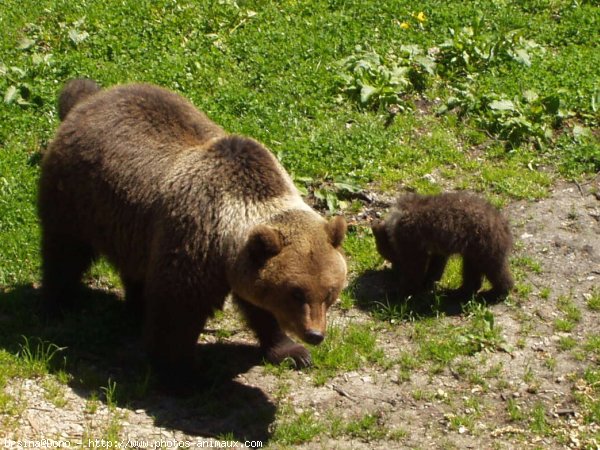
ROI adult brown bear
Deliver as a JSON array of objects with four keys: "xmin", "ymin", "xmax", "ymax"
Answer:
[{"xmin": 39, "ymin": 79, "xmax": 347, "ymax": 387}]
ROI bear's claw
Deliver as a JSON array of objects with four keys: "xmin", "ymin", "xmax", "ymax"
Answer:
[{"xmin": 266, "ymin": 342, "xmax": 312, "ymax": 369}]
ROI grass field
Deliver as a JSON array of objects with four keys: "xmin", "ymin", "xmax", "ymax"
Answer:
[{"xmin": 1, "ymin": 0, "xmax": 599, "ymax": 446}]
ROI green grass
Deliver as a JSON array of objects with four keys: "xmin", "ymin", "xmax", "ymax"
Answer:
[
  {"xmin": 272, "ymin": 408, "xmax": 405, "ymax": 446},
  {"xmin": 529, "ymin": 402, "xmax": 551, "ymax": 435},
  {"xmin": 586, "ymin": 289, "xmax": 600, "ymax": 311},
  {"xmin": 1, "ymin": 0, "xmax": 599, "ymax": 445},
  {"xmin": 42, "ymin": 377, "xmax": 68, "ymax": 408},
  {"xmin": 415, "ymin": 303, "xmax": 506, "ymax": 369},
  {"xmin": 310, "ymin": 322, "xmax": 386, "ymax": 386},
  {"xmin": 271, "ymin": 409, "xmax": 325, "ymax": 446},
  {"xmin": 17, "ymin": 335, "xmax": 66, "ymax": 377},
  {"xmin": 578, "ymin": 368, "xmax": 600, "ymax": 425},
  {"xmin": 553, "ymin": 295, "xmax": 582, "ymax": 332},
  {"xmin": 1, "ymin": 0, "xmax": 597, "ymax": 284},
  {"xmin": 584, "ymin": 335, "xmax": 600, "ymax": 358},
  {"xmin": 507, "ymin": 398, "xmax": 525, "ymax": 422},
  {"xmin": 343, "ymin": 226, "xmax": 381, "ymax": 276},
  {"xmin": 336, "ymin": 412, "xmax": 389, "ymax": 440},
  {"xmin": 558, "ymin": 336, "xmax": 577, "ymax": 352}
]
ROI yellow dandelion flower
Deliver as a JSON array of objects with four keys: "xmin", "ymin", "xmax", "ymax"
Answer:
[
  {"xmin": 416, "ymin": 11, "xmax": 426, "ymax": 22},
  {"xmin": 400, "ymin": 22, "xmax": 410, "ymax": 30}
]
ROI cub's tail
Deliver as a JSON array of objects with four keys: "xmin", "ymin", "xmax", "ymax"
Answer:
[{"xmin": 58, "ymin": 78, "xmax": 101, "ymax": 120}]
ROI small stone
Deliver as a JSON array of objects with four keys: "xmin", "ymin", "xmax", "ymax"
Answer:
[{"xmin": 422, "ymin": 173, "xmax": 437, "ymax": 184}]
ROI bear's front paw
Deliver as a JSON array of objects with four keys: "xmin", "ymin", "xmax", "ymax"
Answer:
[{"xmin": 265, "ymin": 341, "xmax": 312, "ymax": 369}]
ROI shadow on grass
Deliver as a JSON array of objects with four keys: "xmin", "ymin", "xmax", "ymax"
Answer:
[
  {"xmin": 0, "ymin": 284, "xmax": 275, "ymax": 442},
  {"xmin": 351, "ymin": 268, "xmax": 500, "ymax": 320}
]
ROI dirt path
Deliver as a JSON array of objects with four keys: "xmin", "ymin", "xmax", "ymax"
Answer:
[{"xmin": 2, "ymin": 180, "xmax": 599, "ymax": 449}]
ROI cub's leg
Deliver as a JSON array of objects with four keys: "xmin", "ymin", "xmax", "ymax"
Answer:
[
  {"xmin": 41, "ymin": 231, "xmax": 95, "ymax": 314},
  {"xmin": 393, "ymin": 245, "xmax": 430, "ymax": 295},
  {"xmin": 234, "ymin": 296, "xmax": 312, "ymax": 369},
  {"xmin": 424, "ymin": 254, "xmax": 449, "ymax": 290},
  {"xmin": 483, "ymin": 257, "xmax": 514, "ymax": 301},
  {"xmin": 450, "ymin": 256, "xmax": 483, "ymax": 300}
]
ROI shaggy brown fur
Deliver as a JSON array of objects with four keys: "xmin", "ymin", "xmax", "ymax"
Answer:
[
  {"xmin": 57, "ymin": 78, "xmax": 100, "ymax": 120},
  {"xmin": 40, "ymin": 80, "xmax": 347, "ymax": 387},
  {"xmin": 371, "ymin": 192, "xmax": 513, "ymax": 300}
]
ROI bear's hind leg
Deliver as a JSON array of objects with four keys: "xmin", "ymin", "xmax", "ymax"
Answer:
[
  {"xmin": 449, "ymin": 256, "xmax": 483, "ymax": 300},
  {"xmin": 483, "ymin": 258, "xmax": 514, "ymax": 302},
  {"xmin": 234, "ymin": 296, "xmax": 312, "ymax": 369},
  {"xmin": 41, "ymin": 232, "xmax": 95, "ymax": 315},
  {"xmin": 143, "ymin": 292, "xmax": 208, "ymax": 391}
]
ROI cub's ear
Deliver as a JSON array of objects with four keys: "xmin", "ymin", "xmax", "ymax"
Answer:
[
  {"xmin": 247, "ymin": 225, "xmax": 283, "ymax": 265},
  {"xmin": 326, "ymin": 216, "xmax": 347, "ymax": 248}
]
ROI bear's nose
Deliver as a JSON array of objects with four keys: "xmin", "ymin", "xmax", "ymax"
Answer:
[{"xmin": 305, "ymin": 330, "xmax": 325, "ymax": 345}]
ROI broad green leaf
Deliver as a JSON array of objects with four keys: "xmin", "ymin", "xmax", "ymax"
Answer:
[
  {"xmin": 10, "ymin": 66, "xmax": 26, "ymax": 78},
  {"xmin": 592, "ymin": 90, "xmax": 599, "ymax": 113},
  {"xmin": 573, "ymin": 125, "xmax": 591, "ymax": 142},
  {"xmin": 400, "ymin": 44, "xmax": 423, "ymax": 57},
  {"xmin": 541, "ymin": 95, "xmax": 560, "ymax": 115},
  {"xmin": 359, "ymin": 84, "xmax": 377, "ymax": 105},
  {"xmin": 489, "ymin": 99, "xmax": 515, "ymax": 111},
  {"xmin": 522, "ymin": 90, "xmax": 539, "ymax": 103},
  {"xmin": 296, "ymin": 184, "xmax": 309, "ymax": 196},
  {"xmin": 415, "ymin": 55, "xmax": 436, "ymax": 75},
  {"xmin": 389, "ymin": 66, "xmax": 410, "ymax": 87},
  {"xmin": 68, "ymin": 29, "xmax": 89, "ymax": 45},
  {"xmin": 314, "ymin": 189, "xmax": 326, "ymax": 201},
  {"xmin": 17, "ymin": 38, "xmax": 35, "ymax": 50},
  {"xmin": 325, "ymin": 191, "xmax": 339, "ymax": 213},
  {"xmin": 512, "ymin": 48, "xmax": 531, "ymax": 66},
  {"xmin": 333, "ymin": 182, "xmax": 361, "ymax": 193},
  {"xmin": 4, "ymin": 86, "xmax": 18, "ymax": 104}
]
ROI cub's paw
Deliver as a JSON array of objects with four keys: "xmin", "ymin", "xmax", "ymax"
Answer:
[
  {"xmin": 266, "ymin": 341, "xmax": 312, "ymax": 369},
  {"xmin": 480, "ymin": 288, "xmax": 510, "ymax": 304}
]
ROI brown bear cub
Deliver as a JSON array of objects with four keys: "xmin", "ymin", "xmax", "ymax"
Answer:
[
  {"xmin": 40, "ymin": 79, "xmax": 348, "ymax": 387},
  {"xmin": 371, "ymin": 192, "xmax": 513, "ymax": 301}
]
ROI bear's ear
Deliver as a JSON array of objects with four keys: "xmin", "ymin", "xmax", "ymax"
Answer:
[
  {"xmin": 247, "ymin": 225, "xmax": 283, "ymax": 265},
  {"xmin": 326, "ymin": 216, "xmax": 347, "ymax": 248}
]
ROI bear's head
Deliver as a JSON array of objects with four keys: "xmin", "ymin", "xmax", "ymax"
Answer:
[{"xmin": 231, "ymin": 212, "xmax": 347, "ymax": 346}]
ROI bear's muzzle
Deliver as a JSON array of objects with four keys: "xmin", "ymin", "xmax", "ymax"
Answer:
[{"xmin": 304, "ymin": 330, "xmax": 325, "ymax": 345}]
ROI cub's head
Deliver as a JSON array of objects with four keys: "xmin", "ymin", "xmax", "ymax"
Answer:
[
  {"xmin": 232, "ymin": 212, "xmax": 347, "ymax": 346},
  {"xmin": 371, "ymin": 219, "xmax": 397, "ymax": 263}
]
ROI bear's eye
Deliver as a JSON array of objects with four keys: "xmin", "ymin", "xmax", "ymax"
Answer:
[{"xmin": 291, "ymin": 287, "xmax": 306, "ymax": 304}]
